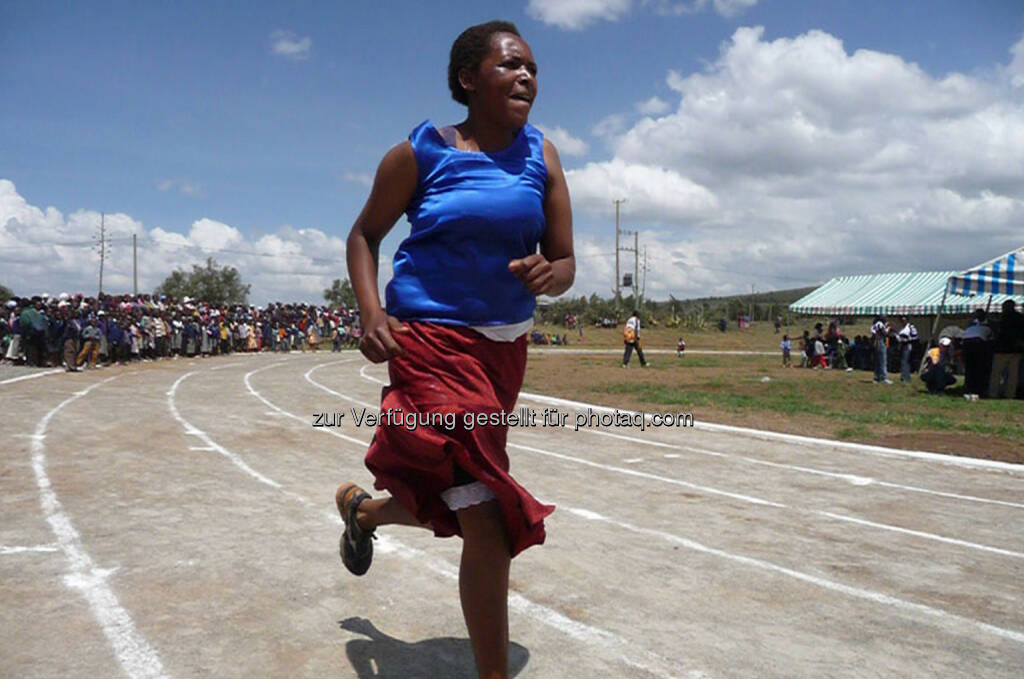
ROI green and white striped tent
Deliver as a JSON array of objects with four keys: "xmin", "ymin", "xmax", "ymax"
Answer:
[{"xmin": 789, "ymin": 271, "xmax": 1024, "ymax": 317}]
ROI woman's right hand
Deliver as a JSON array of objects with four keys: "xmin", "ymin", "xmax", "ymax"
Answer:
[{"xmin": 359, "ymin": 310, "xmax": 410, "ymax": 363}]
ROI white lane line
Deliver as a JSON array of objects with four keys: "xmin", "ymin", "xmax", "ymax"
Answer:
[
  {"xmin": 305, "ymin": 359, "xmax": 376, "ymax": 409},
  {"xmin": 529, "ymin": 348, "xmax": 773, "ymax": 356},
  {"xmin": 563, "ymin": 504, "xmax": 1024, "ymax": 645},
  {"xmin": 359, "ymin": 363, "xmax": 387, "ymax": 386},
  {"xmin": 354, "ymin": 363, "xmax": 1024, "ymax": 565},
  {"xmin": 1, "ymin": 368, "xmax": 64, "ymax": 385},
  {"xmin": 243, "ymin": 362, "xmax": 367, "ymax": 448},
  {"xmin": 687, "ymin": 446, "xmax": 1024, "ymax": 509},
  {"xmin": 1, "ymin": 544, "xmax": 59, "ymax": 555},
  {"xmin": 200, "ymin": 363, "xmax": 698, "ymax": 679},
  {"xmin": 209, "ymin": 362, "xmax": 245, "ymax": 372},
  {"xmin": 815, "ymin": 512, "xmax": 1024, "ymax": 559},
  {"xmin": 510, "ymin": 441, "xmax": 785, "ymax": 508},
  {"xmin": 538, "ymin": 421, "xmax": 1024, "ymax": 510},
  {"xmin": 168, "ymin": 373, "xmax": 281, "ymax": 488},
  {"xmin": 347, "ymin": 359, "xmax": 1024, "ymax": 645},
  {"xmin": 31, "ymin": 376, "xmax": 171, "ymax": 679},
  {"xmin": 513, "ymin": 432, "xmax": 1023, "ymax": 561},
  {"xmin": 518, "ymin": 391, "xmax": 1024, "ymax": 475},
  {"xmin": 531, "ymin": 416, "xmax": 1024, "ymax": 510}
]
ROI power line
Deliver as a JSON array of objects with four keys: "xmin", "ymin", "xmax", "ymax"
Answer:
[
  {"xmin": 0, "ymin": 237, "xmax": 133, "ymax": 250},
  {"xmin": 141, "ymin": 236, "xmax": 347, "ymax": 264}
]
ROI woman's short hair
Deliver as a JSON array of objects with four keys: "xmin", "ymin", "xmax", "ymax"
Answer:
[{"xmin": 448, "ymin": 20, "xmax": 521, "ymax": 106}]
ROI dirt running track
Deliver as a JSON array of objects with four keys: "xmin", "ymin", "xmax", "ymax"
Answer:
[{"xmin": 2, "ymin": 352, "xmax": 1023, "ymax": 678}]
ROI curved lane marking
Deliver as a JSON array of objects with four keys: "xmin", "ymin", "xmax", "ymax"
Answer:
[
  {"xmin": 31, "ymin": 376, "xmax": 171, "ymax": 679},
  {"xmin": 1, "ymin": 368, "xmax": 65, "ymax": 385},
  {"xmin": 168, "ymin": 372, "xmax": 281, "ymax": 488}
]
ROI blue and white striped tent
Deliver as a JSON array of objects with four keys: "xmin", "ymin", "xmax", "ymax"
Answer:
[{"xmin": 946, "ymin": 246, "xmax": 1024, "ymax": 297}]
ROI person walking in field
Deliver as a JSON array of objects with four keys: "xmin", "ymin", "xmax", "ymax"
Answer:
[
  {"xmin": 622, "ymin": 309, "xmax": 647, "ymax": 367},
  {"xmin": 333, "ymin": 20, "xmax": 574, "ymax": 679},
  {"xmin": 780, "ymin": 333, "xmax": 792, "ymax": 367}
]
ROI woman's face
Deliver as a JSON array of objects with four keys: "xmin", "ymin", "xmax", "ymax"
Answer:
[{"xmin": 464, "ymin": 32, "xmax": 538, "ymax": 128}]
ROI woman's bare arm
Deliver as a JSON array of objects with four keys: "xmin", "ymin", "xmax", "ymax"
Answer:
[
  {"xmin": 508, "ymin": 138, "xmax": 575, "ymax": 296},
  {"xmin": 346, "ymin": 140, "xmax": 418, "ymax": 362}
]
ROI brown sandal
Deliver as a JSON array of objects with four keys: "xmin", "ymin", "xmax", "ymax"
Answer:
[{"xmin": 336, "ymin": 483, "xmax": 375, "ymax": 576}]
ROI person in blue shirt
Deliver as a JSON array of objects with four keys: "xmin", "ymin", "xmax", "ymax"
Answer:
[
  {"xmin": 107, "ymin": 315, "xmax": 127, "ymax": 365},
  {"xmin": 334, "ymin": 20, "xmax": 573, "ymax": 679}
]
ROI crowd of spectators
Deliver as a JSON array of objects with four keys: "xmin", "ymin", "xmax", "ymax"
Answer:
[
  {"xmin": 1, "ymin": 292, "xmax": 362, "ymax": 372},
  {"xmin": 792, "ymin": 304, "xmax": 1024, "ymax": 397}
]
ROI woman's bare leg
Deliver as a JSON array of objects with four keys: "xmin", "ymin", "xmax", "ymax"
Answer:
[
  {"xmin": 335, "ymin": 484, "xmax": 429, "ymax": 530},
  {"xmin": 456, "ymin": 500, "xmax": 511, "ymax": 679}
]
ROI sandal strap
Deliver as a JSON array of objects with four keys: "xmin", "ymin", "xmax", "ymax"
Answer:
[{"xmin": 345, "ymin": 489, "xmax": 375, "ymax": 542}]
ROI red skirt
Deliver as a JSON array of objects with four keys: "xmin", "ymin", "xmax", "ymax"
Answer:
[{"xmin": 365, "ymin": 322, "xmax": 554, "ymax": 557}]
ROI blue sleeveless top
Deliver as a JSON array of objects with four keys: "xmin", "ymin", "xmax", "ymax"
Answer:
[{"xmin": 384, "ymin": 120, "xmax": 548, "ymax": 326}]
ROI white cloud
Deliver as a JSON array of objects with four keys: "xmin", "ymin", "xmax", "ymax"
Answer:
[
  {"xmin": 591, "ymin": 113, "xmax": 629, "ymax": 138},
  {"xmin": 710, "ymin": 0, "xmax": 758, "ymax": 18},
  {"xmin": 635, "ymin": 96, "xmax": 670, "ymax": 115},
  {"xmin": 270, "ymin": 30, "xmax": 312, "ymax": 61},
  {"xmin": 157, "ymin": 178, "xmax": 203, "ymax": 197},
  {"xmin": 1009, "ymin": 35, "xmax": 1024, "ymax": 88},
  {"xmin": 526, "ymin": 0, "xmax": 632, "ymax": 31},
  {"xmin": 528, "ymin": 0, "xmax": 758, "ymax": 29},
  {"xmin": 536, "ymin": 124, "xmax": 590, "ymax": 156},
  {"xmin": 567, "ymin": 159, "xmax": 718, "ymax": 222},
  {"xmin": 0, "ymin": 179, "xmax": 349, "ymax": 303},
  {"xmin": 564, "ymin": 27, "xmax": 1024, "ymax": 298},
  {"xmin": 342, "ymin": 171, "xmax": 374, "ymax": 188}
]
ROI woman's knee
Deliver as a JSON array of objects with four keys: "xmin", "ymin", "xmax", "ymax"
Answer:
[{"xmin": 456, "ymin": 501, "xmax": 510, "ymax": 555}]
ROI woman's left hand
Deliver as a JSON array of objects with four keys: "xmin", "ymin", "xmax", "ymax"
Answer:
[{"xmin": 509, "ymin": 254, "xmax": 555, "ymax": 296}]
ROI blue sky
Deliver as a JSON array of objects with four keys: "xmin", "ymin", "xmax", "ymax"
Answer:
[{"xmin": 2, "ymin": 0, "xmax": 1023, "ymax": 303}]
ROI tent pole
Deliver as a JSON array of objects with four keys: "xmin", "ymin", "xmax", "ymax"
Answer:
[
  {"xmin": 985, "ymin": 294, "xmax": 993, "ymax": 313},
  {"xmin": 930, "ymin": 289, "xmax": 948, "ymax": 344}
]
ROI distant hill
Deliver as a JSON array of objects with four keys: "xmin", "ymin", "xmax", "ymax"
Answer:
[
  {"xmin": 670, "ymin": 285, "xmax": 818, "ymax": 308},
  {"xmin": 535, "ymin": 285, "xmax": 821, "ymax": 327}
]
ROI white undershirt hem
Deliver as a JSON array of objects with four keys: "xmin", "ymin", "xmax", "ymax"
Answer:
[
  {"xmin": 440, "ymin": 481, "xmax": 497, "ymax": 511},
  {"xmin": 470, "ymin": 318, "xmax": 533, "ymax": 342}
]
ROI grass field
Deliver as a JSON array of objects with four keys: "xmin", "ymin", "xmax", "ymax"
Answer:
[{"xmin": 524, "ymin": 321, "xmax": 1023, "ymax": 463}]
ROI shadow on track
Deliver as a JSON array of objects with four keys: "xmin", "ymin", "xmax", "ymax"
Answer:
[{"xmin": 339, "ymin": 616, "xmax": 529, "ymax": 678}]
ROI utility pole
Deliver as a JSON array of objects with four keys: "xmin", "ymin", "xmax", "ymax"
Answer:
[
  {"xmin": 613, "ymin": 198, "xmax": 626, "ymax": 301},
  {"xmin": 641, "ymin": 246, "xmax": 648, "ymax": 308},
  {"xmin": 132, "ymin": 233, "xmax": 138, "ymax": 295},
  {"xmin": 95, "ymin": 212, "xmax": 107, "ymax": 297},
  {"xmin": 617, "ymin": 227, "xmax": 637, "ymax": 310},
  {"xmin": 633, "ymin": 232, "xmax": 639, "ymax": 310}
]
